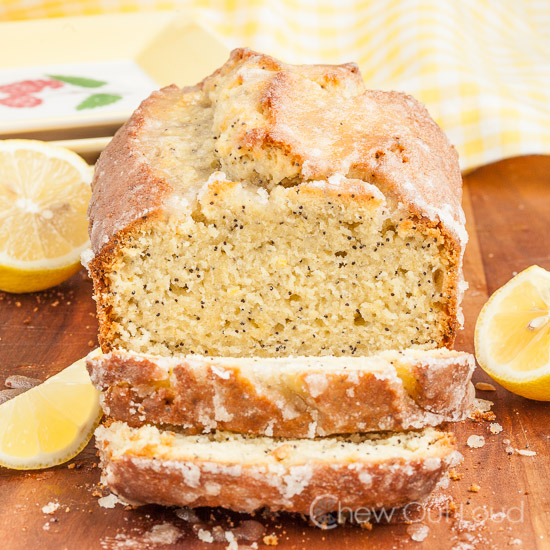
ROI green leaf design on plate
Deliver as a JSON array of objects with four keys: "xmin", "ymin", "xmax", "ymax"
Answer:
[
  {"xmin": 76, "ymin": 93, "xmax": 122, "ymax": 110},
  {"xmin": 47, "ymin": 75, "xmax": 107, "ymax": 88}
]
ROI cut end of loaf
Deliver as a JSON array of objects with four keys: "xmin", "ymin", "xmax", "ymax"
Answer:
[
  {"xmin": 88, "ymin": 48, "xmax": 466, "ymax": 358},
  {"xmin": 92, "ymin": 177, "xmax": 460, "ymax": 357}
]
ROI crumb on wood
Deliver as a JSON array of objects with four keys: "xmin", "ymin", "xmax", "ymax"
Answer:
[
  {"xmin": 42, "ymin": 501, "xmax": 59, "ymax": 514},
  {"xmin": 516, "ymin": 449, "xmax": 536, "ymax": 457},
  {"xmin": 475, "ymin": 382, "xmax": 496, "ymax": 391},
  {"xmin": 489, "ymin": 422, "xmax": 503, "ymax": 434},
  {"xmin": 468, "ymin": 483, "xmax": 481, "ymax": 493},
  {"xmin": 263, "ymin": 534, "xmax": 279, "ymax": 546},
  {"xmin": 467, "ymin": 435, "xmax": 485, "ymax": 448},
  {"xmin": 448, "ymin": 469, "xmax": 464, "ymax": 481},
  {"xmin": 360, "ymin": 521, "xmax": 373, "ymax": 530},
  {"xmin": 444, "ymin": 500, "xmax": 457, "ymax": 517},
  {"xmin": 470, "ymin": 410, "xmax": 496, "ymax": 422}
]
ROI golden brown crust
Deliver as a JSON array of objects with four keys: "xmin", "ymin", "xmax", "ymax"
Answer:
[
  {"xmin": 88, "ymin": 47, "xmax": 464, "ymax": 256},
  {"xmin": 97, "ymin": 426, "xmax": 457, "ymax": 514},
  {"xmin": 87, "ymin": 350, "xmax": 475, "ymax": 437},
  {"xmin": 88, "ymin": 86, "xmax": 182, "ymax": 254}
]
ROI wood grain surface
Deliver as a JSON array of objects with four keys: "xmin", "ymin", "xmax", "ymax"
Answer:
[{"xmin": 1, "ymin": 155, "xmax": 549, "ymax": 550}]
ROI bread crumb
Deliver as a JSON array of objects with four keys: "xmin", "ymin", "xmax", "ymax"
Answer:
[
  {"xmin": 263, "ymin": 534, "xmax": 279, "ymax": 546},
  {"xmin": 198, "ymin": 529, "xmax": 214, "ymax": 543},
  {"xmin": 468, "ymin": 483, "xmax": 481, "ymax": 493},
  {"xmin": 470, "ymin": 409, "xmax": 496, "ymax": 422},
  {"xmin": 67, "ymin": 463, "xmax": 76, "ymax": 469},
  {"xmin": 448, "ymin": 469, "xmax": 464, "ymax": 481},
  {"xmin": 98, "ymin": 493, "xmax": 120, "ymax": 508},
  {"xmin": 360, "ymin": 521, "xmax": 373, "ymax": 530},
  {"xmin": 42, "ymin": 501, "xmax": 59, "ymax": 514},
  {"xmin": 443, "ymin": 499, "xmax": 457, "ymax": 517},
  {"xmin": 407, "ymin": 523, "xmax": 429, "ymax": 542},
  {"xmin": 145, "ymin": 523, "xmax": 180, "ymax": 545},
  {"xmin": 225, "ymin": 530, "xmax": 238, "ymax": 550},
  {"xmin": 475, "ymin": 382, "xmax": 496, "ymax": 391},
  {"xmin": 467, "ymin": 435, "xmax": 485, "ymax": 448},
  {"xmin": 471, "ymin": 398, "xmax": 493, "ymax": 413},
  {"xmin": 489, "ymin": 423, "xmax": 503, "ymax": 434},
  {"xmin": 516, "ymin": 449, "xmax": 536, "ymax": 457}
]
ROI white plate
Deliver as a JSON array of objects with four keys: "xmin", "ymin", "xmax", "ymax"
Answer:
[{"xmin": 0, "ymin": 11, "xmax": 229, "ymax": 144}]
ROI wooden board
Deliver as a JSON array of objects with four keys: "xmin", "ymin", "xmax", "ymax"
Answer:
[{"xmin": 1, "ymin": 155, "xmax": 549, "ymax": 549}]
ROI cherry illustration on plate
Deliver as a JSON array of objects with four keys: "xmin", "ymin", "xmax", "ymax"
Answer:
[{"xmin": 0, "ymin": 78, "xmax": 64, "ymax": 108}]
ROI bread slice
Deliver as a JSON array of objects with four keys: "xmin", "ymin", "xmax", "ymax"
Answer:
[
  {"xmin": 86, "ymin": 48, "xmax": 467, "ymax": 358},
  {"xmin": 97, "ymin": 421, "xmax": 459, "ymax": 513},
  {"xmin": 88, "ymin": 348, "xmax": 474, "ymax": 437}
]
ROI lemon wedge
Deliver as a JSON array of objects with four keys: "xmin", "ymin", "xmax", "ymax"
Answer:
[
  {"xmin": 0, "ymin": 352, "xmax": 102, "ymax": 469},
  {"xmin": 0, "ymin": 139, "xmax": 93, "ymax": 293},
  {"xmin": 475, "ymin": 265, "xmax": 550, "ymax": 401}
]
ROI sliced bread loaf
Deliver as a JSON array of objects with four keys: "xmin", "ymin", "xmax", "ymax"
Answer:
[
  {"xmin": 88, "ymin": 348, "xmax": 474, "ymax": 437},
  {"xmin": 86, "ymin": 48, "xmax": 467, "ymax": 358},
  {"xmin": 97, "ymin": 421, "xmax": 459, "ymax": 514}
]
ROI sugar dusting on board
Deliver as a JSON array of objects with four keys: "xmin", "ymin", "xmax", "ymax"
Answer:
[{"xmin": 100, "ymin": 522, "xmax": 181, "ymax": 549}]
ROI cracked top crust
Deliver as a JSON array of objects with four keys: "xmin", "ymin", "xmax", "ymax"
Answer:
[{"xmin": 88, "ymin": 47, "xmax": 465, "ymax": 256}]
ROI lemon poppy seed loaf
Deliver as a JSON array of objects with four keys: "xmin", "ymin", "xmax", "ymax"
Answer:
[
  {"xmin": 88, "ymin": 348, "xmax": 475, "ymax": 437},
  {"xmin": 97, "ymin": 422, "xmax": 459, "ymax": 513},
  {"xmin": 86, "ymin": 48, "xmax": 467, "ymax": 358}
]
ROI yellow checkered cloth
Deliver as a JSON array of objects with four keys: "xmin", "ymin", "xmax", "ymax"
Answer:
[{"xmin": 2, "ymin": 0, "xmax": 549, "ymax": 172}]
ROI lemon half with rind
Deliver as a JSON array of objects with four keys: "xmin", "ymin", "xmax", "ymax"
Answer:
[
  {"xmin": 475, "ymin": 265, "xmax": 550, "ymax": 401},
  {"xmin": 0, "ymin": 139, "xmax": 93, "ymax": 293},
  {"xmin": 0, "ymin": 352, "xmax": 102, "ymax": 470}
]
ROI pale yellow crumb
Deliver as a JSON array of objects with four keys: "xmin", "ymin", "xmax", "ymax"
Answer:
[
  {"xmin": 467, "ymin": 435, "xmax": 485, "ymax": 448},
  {"xmin": 516, "ymin": 449, "xmax": 536, "ymax": 457},
  {"xmin": 489, "ymin": 423, "xmax": 503, "ymax": 434}
]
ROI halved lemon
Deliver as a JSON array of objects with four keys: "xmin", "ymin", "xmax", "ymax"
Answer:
[
  {"xmin": 0, "ymin": 351, "xmax": 102, "ymax": 469},
  {"xmin": 475, "ymin": 265, "xmax": 550, "ymax": 401},
  {"xmin": 0, "ymin": 139, "xmax": 93, "ymax": 293}
]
